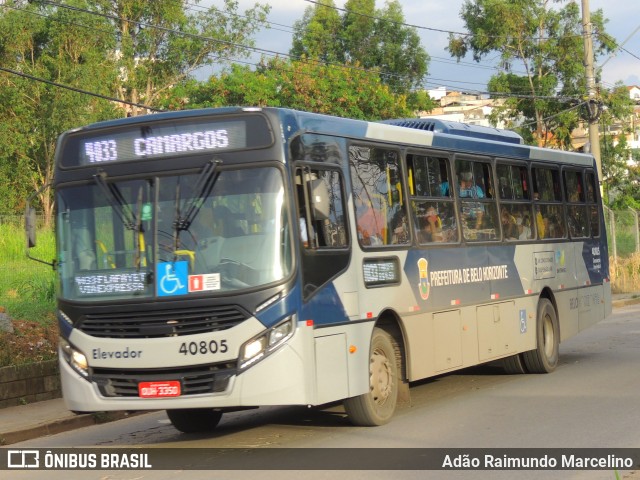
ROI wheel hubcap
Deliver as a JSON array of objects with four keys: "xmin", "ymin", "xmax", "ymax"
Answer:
[
  {"xmin": 370, "ymin": 347, "xmax": 393, "ymax": 404},
  {"xmin": 543, "ymin": 315, "xmax": 554, "ymax": 359}
]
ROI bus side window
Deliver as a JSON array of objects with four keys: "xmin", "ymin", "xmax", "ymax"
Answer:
[
  {"xmin": 497, "ymin": 162, "xmax": 529, "ymax": 200},
  {"xmin": 532, "ymin": 166, "xmax": 565, "ymax": 239},
  {"xmin": 585, "ymin": 170, "xmax": 600, "ymax": 237},
  {"xmin": 497, "ymin": 162, "xmax": 532, "ymax": 242},
  {"xmin": 407, "ymin": 153, "xmax": 458, "ymax": 244},
  {"xmin": 455, "ymin": 159, "xmax": 498, "ymax": 241},
  {"xmin": 564, "ymin": 169, "xmax": 588, "ymax": 238},
  {"xmin": 350, "ymin": 145, "xmax": 409, "ymax": 247}
]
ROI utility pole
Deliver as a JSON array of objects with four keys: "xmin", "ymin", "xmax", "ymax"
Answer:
[{"xmin": 581, "ymin": 0, "xmax": 603, "ymax": 183}]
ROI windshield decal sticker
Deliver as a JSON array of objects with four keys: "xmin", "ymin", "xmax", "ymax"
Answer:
[
  {"xmin": 157, "ymin": 261, "xmax": 188, "ymax": 296},
  {"xmin": 189, "ymin": 273, "xmax": 221, "ymax": 292}
]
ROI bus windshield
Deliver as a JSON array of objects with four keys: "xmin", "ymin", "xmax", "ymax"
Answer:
[{"xmin": 56, "ymin": 166, "xmax": 291, "ymax": 301}]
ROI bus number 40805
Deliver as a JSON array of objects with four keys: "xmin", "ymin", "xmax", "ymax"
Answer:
[{"xmin": 179, "ymin": 340, "xmax": 228, "ymax": 356}]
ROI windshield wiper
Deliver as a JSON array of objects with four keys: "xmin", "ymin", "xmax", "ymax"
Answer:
[
  {"xmin": 174, "ymin": 159, "xmax": 222, "ymax": 231},
  {"xmin": 94, "ymin": 171, "xmax": 146, "ymax": 270},
  {"xmin": 172, "ymin": 159, "xmax": 222, "ymax": 251},
  {"xmin": 94, "ymin": 171, "xmax": 137, "ymax": 230}
]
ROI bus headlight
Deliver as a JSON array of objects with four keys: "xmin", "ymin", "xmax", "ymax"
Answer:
[
  {"xmin": 59, "ymin": 337, "xmax": 89, "ymax": 378},
  {"xmin": 238, "ymin": 317, "xmax": 294, "ymax": 371}
]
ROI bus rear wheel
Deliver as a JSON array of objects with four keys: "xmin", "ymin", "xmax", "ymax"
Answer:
[
  {"xmin": 166, "ymin": 408, "xmax": 223, "ymax": 433},
  {"xmin": 344, "ymin": 327, "xmax": 398, "ymax": 426},
  {"xmin": 522, "ymin": 298, "xmax": 559, "ymax": 373}
]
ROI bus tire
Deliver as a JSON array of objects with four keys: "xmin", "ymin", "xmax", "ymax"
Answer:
[
  {"xmin": 522, "ymin": 298, "xmax": 559, "ymax": 373},
  {"xmin": 344, "ymin": 327, "xmax": 398, "ymax": 426},
  {"xmin": 500, "ymin": 353, "xmax": 527, "ymax": 374},
  {"xmin": 166, "ymin": 408, "xmax": 223, "ymax": 433}
]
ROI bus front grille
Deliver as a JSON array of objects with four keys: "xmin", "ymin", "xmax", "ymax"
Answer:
[
  {"xmin": 92, "ymin": 363, "xmax": 236, "ymax": 397},
  {"xmin": 78, "ymin": 305, "xmax": 249, "ymax": 339}
]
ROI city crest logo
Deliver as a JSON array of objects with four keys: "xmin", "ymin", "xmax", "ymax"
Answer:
[{"xmin": 417, "ymin": 257, "xmax": 430, "ymax": 300}]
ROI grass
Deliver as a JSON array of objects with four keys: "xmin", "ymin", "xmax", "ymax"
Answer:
[
  {"xmin": 610, "ymin": 252, "xmax": 640, "ymax": 293},
  {"xmin": 0, "ymin": 222, "xmax": 57, "ymax": 366}
]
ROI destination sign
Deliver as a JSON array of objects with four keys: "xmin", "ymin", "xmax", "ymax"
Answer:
[
  {"xmin": 61, "ymin": 114, "xmax": 272, "ymax": 167},
  {"xmin": 363, "ymin": 257, "xmax": 400, "ymax": 287}
]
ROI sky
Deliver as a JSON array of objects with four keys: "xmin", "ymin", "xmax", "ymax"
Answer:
[{"xmin": 226, "ymin": 0, "xmax": 640, "ymax": 92}]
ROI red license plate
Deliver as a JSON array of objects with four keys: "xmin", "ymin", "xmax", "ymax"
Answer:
[{"xmin": 138, "ymin": 381, "xmax": 181, "ymax": 398}]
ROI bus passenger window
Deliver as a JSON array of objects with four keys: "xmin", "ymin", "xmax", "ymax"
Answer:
[
  {"xmin": 407, "ymin": 154, "xmax": 450, "ymax": 197},
  {"xmin": 456, "ymin": 159, "xmax": 498, "ymax": 241},
  {"xmin": 585, "ymin": 170, "xmax": 599, "ymax": 237},
  {"xmin": 564, "ymin": 169, "xmax": 588, "ymax": 238},
  {"xmin": 412, "ymin": 201, "xmax": 457, "ymax": 243},
  {"xmin": 497, "ymin": 163, "xmax": 530, "ymax": 200},
  {"xmin": 532, "ymin": 166, "xmax": 565, "ymax": 239},
  {"xmin": 407, "ymin": 153, "xmax": 458, "ymax": 244},
  {"xmin": 350, "ymin": 145, "xmax": 409, "ymax": 247},
  {"xmin": 532, "ymin": 166, "xmax": 562, "ymax": 202}
]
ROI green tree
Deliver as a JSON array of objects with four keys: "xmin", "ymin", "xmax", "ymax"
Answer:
[
  {"xmin": 599, "ymin": 84, "xmax": 639, "ymax": 208},
  {"xmin": 0, "ymin": 0, "xmax": 269, "ymax": 221},
  {"xmin": 0, "ymin": 0, "xmax": 120, "ymax": 222},
  {"xmin": 448, "ymin": 0, "xmax": 615, "ymax": 148},
  {"xmin": 167, "ymin": 58, "xmax": 413, "ymax": 120},
  {"xmin": 91, "ymin": 0, "xmax": 270, "ymax": 116},
  {"xmin": 291, "ymin": 0, "xmax": 342, "ymax": 63},
  {"xmin": 291, "ymin": 0, "xmax": 429, "ymax": 97}
]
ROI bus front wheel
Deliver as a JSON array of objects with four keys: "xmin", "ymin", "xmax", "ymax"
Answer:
[
  {"xmin": 344, "ymin": 327, "xmax": 398, "ymax": 426},
  {"xmin": 166, "ymin": 408, "xmax": 223, "ymax": 433},
  {"xmin": 522, "ymin": 298, "xmax": 559, "ymax": 373}
]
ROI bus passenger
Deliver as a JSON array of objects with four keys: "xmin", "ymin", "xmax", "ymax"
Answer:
[
  {"xmin": 392, "ymin": 212, "xmax": 409, "ymax": 244},
  {"xmin": 501, "ymin": 207, "xmax": 518, "ymax": 239},
  {"xmin": 516, "ymin": 215, "xmax": 531, "ymax": 240},
  {"xmin": 356, "ymin": 197, "xmax": 385, "ymax": 245},
  {"xmin": 421, "ymin": 206, "xmax": 443, "ymax": 242},
  {"xmin": 459, "ymin": 172, "xmax": 484, "ymax": 229}
]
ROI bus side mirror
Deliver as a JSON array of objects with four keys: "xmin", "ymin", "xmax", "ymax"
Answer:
[
  {"xmin": 26, "ymin": 206, "xmax": 37, "ymax": 249},
  {"xmin": 24, "ymin": 187, "xmax": 56, "ymax": 269},
  {"xmin": 310, "ymin": 179, "xmax": 330, "ymax": 220}
]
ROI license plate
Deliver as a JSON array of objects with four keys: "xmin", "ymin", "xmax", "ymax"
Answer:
[{"xmin": 138, "ymin": 381, "xmax": 181, "ymax": 398}]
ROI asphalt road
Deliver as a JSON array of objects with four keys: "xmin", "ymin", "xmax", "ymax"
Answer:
[{"xmin": 6, "ymin": 303, "xmax": 640, "ymax": 480}]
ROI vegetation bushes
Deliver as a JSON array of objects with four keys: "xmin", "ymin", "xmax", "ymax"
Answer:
[
  {"xmin": 610, "ymin": 253, "xmax": 640, "ymax": 294},
  {"xmin": 0, "ymin": 222, "xmax": 57, "ymax": 367}
]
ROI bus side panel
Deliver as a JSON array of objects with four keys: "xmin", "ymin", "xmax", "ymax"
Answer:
[
  {"xmin": 401, "ymin": 311, "xmax": 437, "ymax": 380},
  {"xmin": 315, "ymin": 333, "xmax": 349, "ymax": 405},
  {"xmin": 579, "ymin": 238, "xmax": 609, "ymax": 330},
  {"xmin": 313, "ymin": 322, "xmax": 374, "ymax": 404}
]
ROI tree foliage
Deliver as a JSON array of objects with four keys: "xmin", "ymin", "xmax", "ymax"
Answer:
[
  {"xmin": 165, "ymin": 57, "xmax": 413, "ymax": 120},
  {"xmin": 0, "ymin": 0, "xmax": 269, "ymax": 220},
  {"xmin": 92, "ymin": 0, "xmax": 270, "ymax": 116},
  {"xmin": 0, "ymin": 0, "xmax": 120, "ymax": 221},
  {"xmin": 448, "ymin": 0, "xmax": 615, "ymax": 148},
  {"xmin": 599, "ymin": 84, "xmax": 640, "ymax": 209},
  {"xmin": 291, "ymin": 0, "xmax": 429, "ymax": 97}
]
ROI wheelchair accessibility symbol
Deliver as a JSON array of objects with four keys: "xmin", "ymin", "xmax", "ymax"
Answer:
[{"xmin": 157, "ymin": 261, "xmax": 188, "ymax": 297}]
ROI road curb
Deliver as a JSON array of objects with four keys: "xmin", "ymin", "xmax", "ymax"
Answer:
[
  {"xmin": 612, "ymin": 297, "xmax": 640, "ymax": 309},
  {"xmin": 0, "ymin": 411, "xmax": 143, "ymax": 446}
]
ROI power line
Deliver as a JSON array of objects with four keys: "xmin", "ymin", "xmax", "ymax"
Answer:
[
  {"xmin": 15, "ymin": 1, "xmax": 534, "ymax": 93},
  {"xmin": 303, "ymin": 0, "xmax": 591, "ymax": 42},
  {"xmin": 0, "ymin": 65, "xmax": 160, "ymax": 111},
  {"xmin": 0, "ymin": 2, "xmax": 588, "ymax": 105}
]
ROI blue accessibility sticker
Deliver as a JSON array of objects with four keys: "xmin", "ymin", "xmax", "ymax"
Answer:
[{"xmin": 157, "ymin": 261, "xmax": 188, "ymax": 297}]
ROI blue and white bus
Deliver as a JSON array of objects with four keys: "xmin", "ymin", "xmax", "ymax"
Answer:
[{"xmin": 26, "ymin": 107, "xmax": 611, "ymax": 431}]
